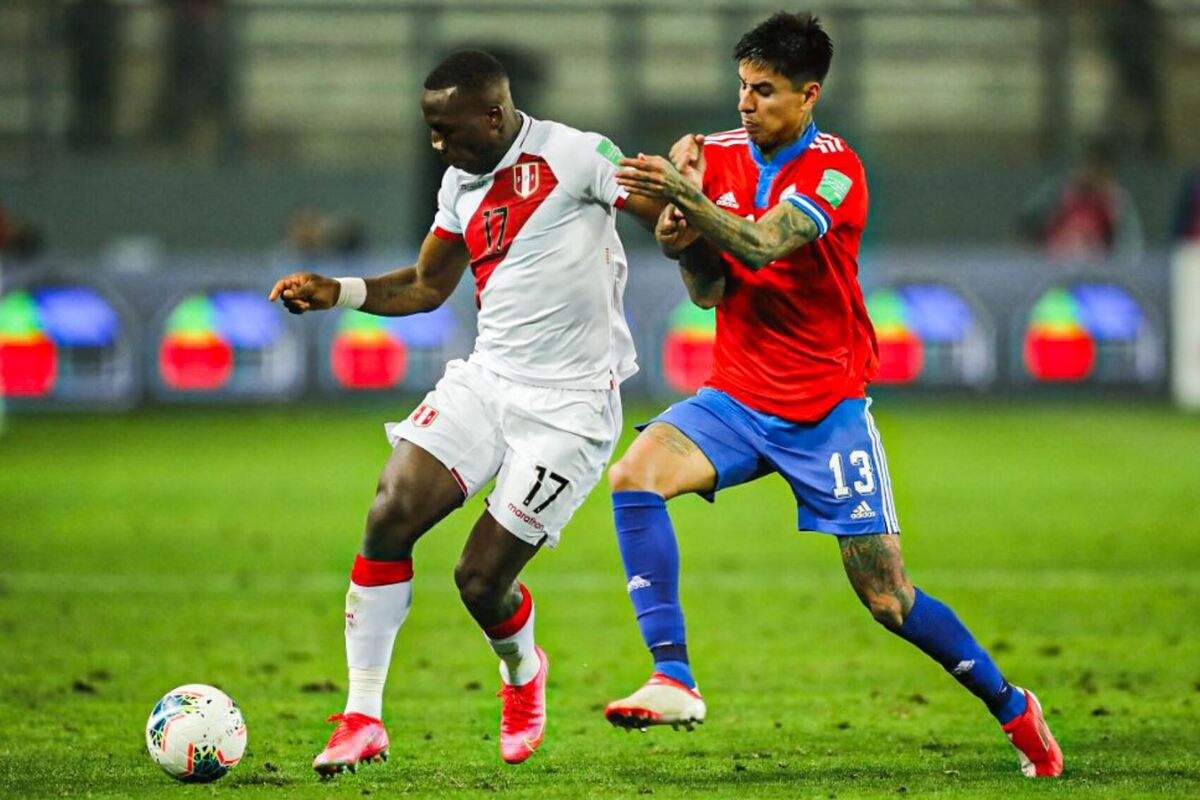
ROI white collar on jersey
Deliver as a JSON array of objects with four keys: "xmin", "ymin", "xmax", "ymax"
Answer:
[{"xmin": 461, "ymin": 111, "xmax": 534, "ymax": 178}]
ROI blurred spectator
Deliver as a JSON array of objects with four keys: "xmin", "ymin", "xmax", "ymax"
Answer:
[
  {"xmin": 326, "ymin": 218, "xmax": 368, "ymax": 257},
  {"xmin": 0, "ymin": 203, "xmax": 46, "ymax": 263},
  {"xmin": 1105, "ymin": 0, "xmax": 1164, "ymax": 157},
  {"xmin": 66, "ymin": 0, "xmax": 120, "ymax": 150},
  {"xmin": 284, "ymin": 209, "xmax": 369, "ymax": 258},
  {"xmin": 151, "ymin": 0, "xmax": 235, "ymax": 156},
  {"xmin": 1018, "ymin": 139, "xmax": 1143, "ymax": 265},
  {"xmin": 1171, "ymin": 168, "xmax": 1200, "ymax": 244},
  {"xmin": 285, "ymin": 209, "xmax": 327, "ymax": 256}
]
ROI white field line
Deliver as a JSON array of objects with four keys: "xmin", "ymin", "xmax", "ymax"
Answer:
[{"xmin": 0, "ymin": 570, "xmax": 1196, "ymax": 595}]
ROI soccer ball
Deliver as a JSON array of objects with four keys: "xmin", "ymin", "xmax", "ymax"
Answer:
[{"xmin": 145, "ymin": 684, "xmax": 247, "ymax": 783}]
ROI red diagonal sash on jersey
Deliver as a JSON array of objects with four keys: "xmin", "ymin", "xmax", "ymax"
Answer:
[{"xmin": 464, "ymin": 154, "xmax": 559, "ymax": 308}]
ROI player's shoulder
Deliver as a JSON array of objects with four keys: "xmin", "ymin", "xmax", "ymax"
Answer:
[
  {"xmin": 527, "ymin": 117, "xmax": 611, "ymax": 156},
  {"xmin": 526, "ymin": 117, "xmax": 624, "ymax": 177},
  {"xmin": 803, "ymin": 130, "xmax": 864, "ymax": 173},
  {"xmin": 701, "ymin": 128, "xmax": 751, "ymax": 174},
  {"xmin": 703, "ymin": 127, "xmax": 750, "ymax": 150}
]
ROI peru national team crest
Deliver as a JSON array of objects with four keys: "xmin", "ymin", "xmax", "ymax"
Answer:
[
  {"xmin": 411, "ymin": 404, "xmax": 438, "ymax": 427},
  {"xmin": 513, "ymin": 162, "xmax": 540, "ymax": 199}
]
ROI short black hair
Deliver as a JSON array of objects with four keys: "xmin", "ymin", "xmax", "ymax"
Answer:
[
  {"xmin": 733, "ymin": 11, "xmax": 833, "ymax": 86},
  {"xmin": 424, "ymin": 49, "xmax": 508, "ymax": 93}
]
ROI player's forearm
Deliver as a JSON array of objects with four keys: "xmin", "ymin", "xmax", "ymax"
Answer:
[
  {"xmin": 679, "ymin": 239, "xmax": 726, "ymax": 309},
  {"xmin": 672, "ymin": 184, "xmax": 807, "ymax": 270},
  {"xmin": 360, "ymin": 267, "xmax": 447, "ymax": 316}
]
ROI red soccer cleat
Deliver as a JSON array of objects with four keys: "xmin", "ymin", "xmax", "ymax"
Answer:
[
  {"xmin": 497, "ymin": 646, "xmax": 548, "ymax": 764},
  {"xmin": 1002, "ymin": 688, "xmax": 1063, "ymax": 777},
  {"xmin": 312, "ymin": 712, "xmax": 389, "ymax": 777}
]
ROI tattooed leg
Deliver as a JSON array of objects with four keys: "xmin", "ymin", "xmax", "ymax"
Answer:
[
  {"xmin": 840, "ymin": 533, "xmax": 1029, "ymax": 724},
  {"xmin": 608, "ymin": 423, "xmax": 716, "ymax": 499},
  {"xmin": 838, "ymin": 533, "xmax": 914, "ymax": 630}
]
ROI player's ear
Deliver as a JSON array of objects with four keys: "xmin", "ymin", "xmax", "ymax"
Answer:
[
  {"xmin": 486, "ymin": 105, "xmax": 504, "ymax": 131},
  {"xmin": 801, "ymin": 80, "xmax": 822, "ymax": 109}
]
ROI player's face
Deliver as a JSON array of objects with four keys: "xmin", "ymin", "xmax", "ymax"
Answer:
[
  {"xmin": 737, "ymin": 61, "xmax": 820, "ymax": 152},
  {"xmin": 420, "ymin": 88, "xmax": 505, "ymax": 174}
]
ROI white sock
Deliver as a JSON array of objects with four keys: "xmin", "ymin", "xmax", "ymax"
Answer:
[
  {"xmin": 487, "ymin": 603, "xmax": 540, "ymax": 686},
  {"xmin": 343, "ymin": 579, "xmax": 411, "ymax": 719}
]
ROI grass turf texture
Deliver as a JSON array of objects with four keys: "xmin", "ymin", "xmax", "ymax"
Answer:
[{"xmin": 0, "ymin": 400, "xmax": 1198, "ymax": 799}]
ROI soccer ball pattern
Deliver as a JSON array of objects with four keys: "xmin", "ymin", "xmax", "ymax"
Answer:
[{"xmin": 145, "ymin": 684, "xmax": 247, "ymax": 783}]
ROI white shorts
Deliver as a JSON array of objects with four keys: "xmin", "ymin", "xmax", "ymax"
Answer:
[{"xmin": 385, "ymin": 358, "xmax": 622, "ymax": 548}]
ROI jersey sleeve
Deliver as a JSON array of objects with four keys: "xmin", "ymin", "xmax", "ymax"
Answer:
[
  {"xmin": 556, "ymin": 130, "xmax": 630, "ymax": 210},
  {"xmin": 782, "ymin": 150, "xmax": 867, "ymax": 239},
  {"xmin": 430, "ymin": 169, "xmax": 464, "ymax": 241}
]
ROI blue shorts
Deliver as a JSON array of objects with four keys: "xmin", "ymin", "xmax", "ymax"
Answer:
[{"xmin": 642, "ymin": 388, "xmax": 899, "ymax": 536}]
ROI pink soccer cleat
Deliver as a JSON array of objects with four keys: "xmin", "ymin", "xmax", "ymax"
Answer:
[
  {"xmin": 604, "ymin": 673, "xmax": 706, "ymax": 731},
  {"xmin": 1002, "ymin": 688, "xmax": 1063, "ymax": 777},
  {"xmin": 497, "ymin": 646, "xmax": 548, "ymax": 764},
  {"xmin": 312, "ymin": 712, "xmax": 389, "ymax": 777}
]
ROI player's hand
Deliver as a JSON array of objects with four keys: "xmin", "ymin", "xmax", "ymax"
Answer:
[
  {"xmin": 617, "ymin": 154, "xmax": 693, "ymax": 202},
  {"xmin": 656, "ymin": 204, "xmax": 699, "ymax": 259},
  {"xmin": 668, "ymin": 133, "xmax": 705, "ymax": 188},
  {"xmin": 268, "ymin": 272, "xmax": 339, "ymax": 314}
]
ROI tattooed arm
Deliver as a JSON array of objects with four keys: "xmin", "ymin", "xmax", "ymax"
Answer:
[
  {"xmin": 618, "ymin": 154, "xmax": 818, "ymax": 270},
  {"xmin": 678, "ymin": 239, "xmax": 726, "ymax": 309},
  {"xmin": 655, "ymin": 203, "xmax": 727, "ymax": 308}
]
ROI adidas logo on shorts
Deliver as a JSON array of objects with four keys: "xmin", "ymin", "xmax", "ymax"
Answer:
[
  {"xmin": 850, "ymin": 501, "xmax": 876, "ymax": 520},
  {"xmin": 715, "ymin": 192, "xmax": 739, "ymax": 208}
]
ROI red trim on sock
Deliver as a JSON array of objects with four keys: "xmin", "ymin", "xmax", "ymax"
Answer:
[
  {"xmin": 351, "ymin": 554, "xmax": 413, "ymax": 586},
  {"xmin": 484, "ymin": 583, "xmax": 532, "ymax": 639}
]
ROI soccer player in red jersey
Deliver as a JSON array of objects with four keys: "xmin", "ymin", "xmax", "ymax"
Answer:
[{"xmin": 603, "ymin": 12, "xmax": 1062, "ymax": 777}]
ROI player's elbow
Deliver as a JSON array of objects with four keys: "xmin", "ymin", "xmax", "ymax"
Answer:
[
  {"xmin": 416, "ymin": 283, "xmax": 452, "ymax": 312},
  {"xmin": 741, "ymin": 244, "xmax": 778, "ymax": 270}
]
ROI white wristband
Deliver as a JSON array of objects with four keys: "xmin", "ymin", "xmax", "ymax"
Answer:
[{"xmin": 334, "ymin": 277, "xmax": 367, "ymax": 309}]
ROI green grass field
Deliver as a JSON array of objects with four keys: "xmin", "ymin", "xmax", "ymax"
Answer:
[{"xmin": 1, "ymin": 400, "xmax": 1198, "ymax": 798}]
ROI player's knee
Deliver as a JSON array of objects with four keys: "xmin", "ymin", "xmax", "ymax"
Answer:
[
  {"xmin": 453, "ymin": 562, "xmax": 505, "ymax": 613},
  {"xmin": 364, "ymin": 482, "xmax": 421, "ymax": 553},
  {"xmin": 607, "ymin": 454, "xmax": 661, "ymax": 494},
  {"xmin": 863, "ymin": 593, "xmax": 906, "ymax": 631}
]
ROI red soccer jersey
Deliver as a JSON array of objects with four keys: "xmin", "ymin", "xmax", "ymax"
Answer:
[{"xmin": 699, "ymin": 123, "xmax": 878, "ymax": 422}]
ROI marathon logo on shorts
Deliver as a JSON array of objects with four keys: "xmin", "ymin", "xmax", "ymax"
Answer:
[
  {"xmin": 411, "ymin": 404, "xmax": 438, "ymax": 427},
  {"xmin": 507, "ymin": 502, "xmax": 545, "ymax": 532},
  {"xmin": 513, "ymin": 162, "xmax": 540, "ymax": 199}
]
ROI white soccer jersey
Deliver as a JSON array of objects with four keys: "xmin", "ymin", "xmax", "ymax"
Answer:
[{"xmin": 431, "ymin": 113, "xmax": 637, "ymax": 390}]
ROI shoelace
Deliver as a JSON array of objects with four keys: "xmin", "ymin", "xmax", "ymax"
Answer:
[
  {"xmin": 497, "ymin": 685, "xmax": 536, "ymax": 732},
  {"xmin": 323, "ymin": 713, "xmax": 367, "ymax": 748}
]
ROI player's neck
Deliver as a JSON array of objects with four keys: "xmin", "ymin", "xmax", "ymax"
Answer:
[
  {"xmin": 758, "ymin": 112, "xmax": 814, "ymax": 162},
  {"xmin": 479, "ymin": 109, "xmax": 524, "ymax": 173}
]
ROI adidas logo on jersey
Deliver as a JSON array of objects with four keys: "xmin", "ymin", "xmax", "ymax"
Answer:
[
  {"xmin": 952, "ymin": 659, "xmax": 976, "ymax": 675},
  {"xmin": 715, "ymin": 192, "xmax": 739, "ymax": 209},
  {"xmin": 809, "ymin": 133, "xmax": 846, "ymax": 154},
  {"xmin": 850, "ymin": 501, "xmax": 875, "ymax": 520},
  {"xmin": 626, "ymin": 575, "xmax": 651, "ymax": 592}
]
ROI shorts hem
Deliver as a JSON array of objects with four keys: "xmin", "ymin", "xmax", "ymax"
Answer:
[
  {"xmin": 384, "ymin": 424, "xmax": 478, "ymax": 504},
  {"xmin": 633, "ymin": 413, "xmax": 727, "ymax": 503},
  {"xmin": 798, "ymin": 520, "xmax": 898, "ymax": 536},
  {"xmin": 486, "ymin": 504, "xmax": 559, "ymax": 549}
]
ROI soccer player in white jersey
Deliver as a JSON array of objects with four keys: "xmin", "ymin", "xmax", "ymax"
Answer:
[{"xmin": 268, "ymin": 50, "xmax": 662, "ymax": 773}]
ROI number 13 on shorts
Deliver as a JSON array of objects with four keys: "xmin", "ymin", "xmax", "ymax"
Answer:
[{"xmin": 828, "ymin": 450, "xmax": 875, "ymax": 499}]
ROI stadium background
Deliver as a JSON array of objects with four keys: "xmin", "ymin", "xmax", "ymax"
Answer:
[{"xmin": 1, "ymin": 2, "xmax": 1199, "ymax": 798}]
